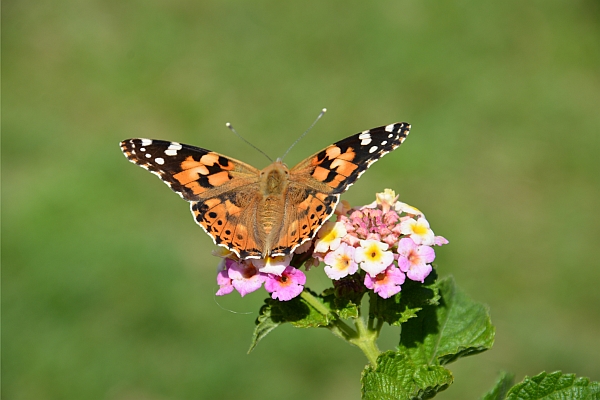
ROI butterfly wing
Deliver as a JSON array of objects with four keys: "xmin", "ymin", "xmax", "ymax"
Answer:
[
  {"xmin": 120, "ymin": 139, "xmax": 263, "ymax": 257},
  {"xmin": 270, "ymin": 122, "xmax": 411, "ymax": 256}
]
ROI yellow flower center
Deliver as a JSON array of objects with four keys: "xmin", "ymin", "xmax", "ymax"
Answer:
[
  {"xmin": 335, "ymin": 255, "xmax": 351, "ymax": 270},
  {"xmin": 412, "ymin": 223, "xmax": 428, "ymax": 235},
  {"xmin": 366, "ymin": 245, "xmax": 382, "ymax": 261},
  {"xmin": 321, "ymin": 228, "xmax": 338, "ymax": 242}
]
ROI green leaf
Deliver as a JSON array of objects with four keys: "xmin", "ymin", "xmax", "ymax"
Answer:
[
  {"xmin": 399, "ymin": 276, "xmax": 495, "ymax": 366},
  {"xmin": 482, "ymin": 372, "xmax": 515, "ymax": 400},
  {"xmin": 248, "ymin": 290, "xmax": 332, "ymax": 352},
  {"xmin": 361, "ymin": 351, "xmax": 453, "ymax": 400},
  {"xmin": 371, "ymin": 268, "xmax": 440, "ymax": 326},
  {"xmin": 505, "ymin": 371, "xmax": 600, "ymax": 400},
  {"xmin": 248, "ymin": 302, "xmax": 281, "ymax": 353},
  {"xmin": 321, "ymin": 288, "xmax": 359, "ymax": 320}
]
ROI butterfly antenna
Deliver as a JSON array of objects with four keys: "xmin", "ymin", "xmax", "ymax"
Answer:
[
  {"xmin": 213, "ymin": 292, "xmax": 253, "ymax": 315},
  {"xmin": 281, "ymin": 108, "xmax": 327, "ymax": 161},
  {"xmin": 226, "ymin": 122, "xmax": 273, "ymax": 162}
]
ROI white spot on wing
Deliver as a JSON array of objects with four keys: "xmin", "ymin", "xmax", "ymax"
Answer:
[
  {"xmin": 381, "ymin": 140, "xmax": 388, "ymax": 145},
  {"xmin": 385, "ymin": 124, "xmax": 395, "ymax": 132},
  {"xmin": 155, "ymin": 157, "xmax": 165, "ymax": 165},
  {"xmin": 140, "ymin": 148, "xmax": 146, "ymax": 152},
  {"xmin": 145, "ymin": 153, "xmax": 151, "ymax": 158},
  {"xmin": 165, "ymin": 142, "xmax": 182, "ymax": 156},
  {"xmin": 388, "ymin": 134, "xmax": 394, "ymax": 138},
  {"xmin": 141, "ymin": 139, "xmax": 153, "ymax": 146},
  {"xmin": 369, "ymin": 146, "xmax": 378, "ymax": 153},
  {"xmin": 359, "ymin": 133, "xmax": 372, "ymax": 146}
]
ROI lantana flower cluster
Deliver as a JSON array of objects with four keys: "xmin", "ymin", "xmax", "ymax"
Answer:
[{"xmin": 214, "ymin": 189, "xmax": 448, "ymax": 301}]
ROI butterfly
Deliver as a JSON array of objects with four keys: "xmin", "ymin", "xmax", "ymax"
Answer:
[{"xmin": 120, "ymin": 122, "xmax": 410, "ymax": 259}]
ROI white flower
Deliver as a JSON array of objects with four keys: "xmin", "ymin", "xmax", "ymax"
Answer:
[
  {"xmin": 399, "ymin": 217, "xmax": 434, "ymax": 245},
  {"xmin": 253, "ymin": 255, "xmax": 292, "ymax": 276},
  {"xmin": 355, "ymin": 239, "xmax": 394, "ymax": 277},
  {"xmin": 314, "ymin": 221, "xmax": 347, "ymax": 253}
]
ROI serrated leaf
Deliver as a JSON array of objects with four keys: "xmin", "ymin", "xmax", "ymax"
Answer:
[
  {"xmin": 399, "ymin": 276, "xmax": 495, "ymax": 366},
  {"xmin": 287, "ymin": 290, "xmax": 332, "ymax": 328},
  {"xmin": 482, "ymin": 372, "xmax": 515, "ymax": 400},
  {"xmin": 248, "ymin": 302, "xmax": 281, "ymax": 353},
  {"xmin": 361, "ymin": 351, "xmax": 453, "ymax": 400},
  {"xmin": 505, "ymin": 371, "xmax": 600, "ymax": 400},
  {"xmin": 371, "ymin": 268, "xmax": 440, "ymax": 326}
]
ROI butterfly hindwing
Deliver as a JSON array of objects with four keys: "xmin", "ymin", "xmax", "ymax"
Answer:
[
  {"xmin": 270, "ymin": 186, "xmax": 339, "ymax": 257},
  {"xmin": 190, "ymin": 188, "xmax": 264, "ymax": 259}
]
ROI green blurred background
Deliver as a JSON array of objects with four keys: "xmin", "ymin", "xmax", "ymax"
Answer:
[{"xmin": 4, "ymin": 0, "xmax": 600, "ymax": 398}]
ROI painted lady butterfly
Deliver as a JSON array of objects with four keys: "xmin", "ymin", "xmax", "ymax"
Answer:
[{"xmin": 120, "ymin": 122, "xmax": 410, "ymax": 259}]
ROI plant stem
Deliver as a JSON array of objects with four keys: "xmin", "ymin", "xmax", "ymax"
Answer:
[
  {"xmin": 300, "ymin": 290, "xmax": 330, "ymax": 315},
  {"xmin": 351, "ymin": 311, "xmax": 381, "ymax": 367},
  {"xmin": 301, "ymin": 290, "xmax": 380, "ymax": 366},
  {"xmin": 299, "ymin": 290, "xmax": 355, "ymax": 337}
]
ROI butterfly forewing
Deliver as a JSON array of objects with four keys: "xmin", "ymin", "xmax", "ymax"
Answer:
[
  {"xmin": 120, "ymin": 138, "xmax": 261, "ymax": 201},
  {"xmin": 290, "ymin": 122, "xmax": 411, "ymax": 194}
]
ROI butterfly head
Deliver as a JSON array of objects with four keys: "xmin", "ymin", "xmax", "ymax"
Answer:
[{"xmin": 260, "ymin": 159, "xmax": 290, "ymax": 195}]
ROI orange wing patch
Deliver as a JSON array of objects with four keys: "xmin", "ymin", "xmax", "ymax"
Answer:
[{"xmin": 173, "ymin": 154, "xmax": 235, "ymax": 195}]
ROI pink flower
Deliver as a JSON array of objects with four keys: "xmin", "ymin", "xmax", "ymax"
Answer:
[
  {"xmin": 323, "ymin": 242, "xmax": 358, "ymax": 280},
  {"xmin": 355, "ymin": 239, "xmax": 395, "ymax": 277},
  {"xmin": 227, "ymin": 259, "xmax": 267, "ymax": 297},
  {"xmin": 216, "ymin": 267, "xmax": 234, "ymax": 296},
  {"xmin": 264, "ymin": 266, "xmax": 306, "ymax": 301},
  {"xmin": 364, "ymin": 266, "xmax": 406, "ymax": 299},
  {"xmin": 434, "ymin": 236, "xmax": 449, "ymax": 246},
  {"xmin": 396, "ymin": 238, "xmax": 435, "ymax": 283}
]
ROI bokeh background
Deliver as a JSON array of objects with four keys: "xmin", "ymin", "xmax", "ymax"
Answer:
[{"xmin": 4, "ymin": 1, "xmax": 600, "ymax": 399}]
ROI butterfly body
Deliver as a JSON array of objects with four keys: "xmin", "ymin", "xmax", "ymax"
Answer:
[{"xmin": 121, "ymin": 122, "xmax": 411, "ymax": 259}]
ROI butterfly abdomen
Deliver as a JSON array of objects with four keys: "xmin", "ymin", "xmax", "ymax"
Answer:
[{"xmin": 256, "ymin": 162, "xmax": 292, "ymax": 255}]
